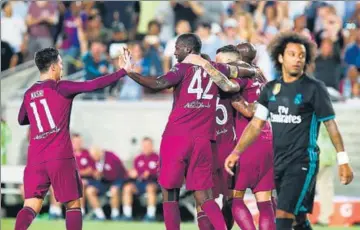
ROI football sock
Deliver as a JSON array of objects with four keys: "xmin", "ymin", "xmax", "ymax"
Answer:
[
  {"xmin": 257, "ymin": 201, "xmax": 275, "ymax": 230},
  {"xmin": 276, "ymin": 218, "xmax": 294, "ymax": 230},
  {"xmin": 123, "ymin": 205, "xmax": 132, "ymax": 218},
  {"xmin": 147, "ymin": 205, "xmax": 156, "ymax": 218},
  {"xmin": 201, "ymin": 200, "xmax": 227, "ymax": 230},
  {"xmin": 197, "ymin": 211, "xmax": 214, "ymax": 230},
  {"xmin": 15, "ymin": 207, "xmax": 36, "ymax": 230},
  {"xmin": 111, "ymin": 208, "xmax": 120, "ymax": 218},
  {"xmin": 163, "ymin": 201, "xmax": 180, "ymax": 230},
  {"xmin": 66, "ymin": 208, "xmax": 82, "ymax": 230},
  {"xmin": 232, "ymin": 198, "xmax": 256, "ymax": 230},
  {"xmin": 94, "ymin": 208, "xmax": 105, "ymax": 219}
]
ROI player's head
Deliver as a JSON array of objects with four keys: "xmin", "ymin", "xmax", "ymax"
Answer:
[
  {"xmin": 268, "ymin": 32, "xmax": 316, "ymax": 77},
  {"xmin": 142, "ymin": 137, "xmax": 154, "ymax": 155},
  {"xmin": 71, "ymin": 133, "xmax": 83, "ymax": 152},
  {"xmin": 236, "ymin": 42, "xmax": 257, "ymax": 64},
  {"xmin": 34, "ymin": 47, "xmax": 63, "ymax": 80},
  {"xmin": 89, "ymin": 146, "xmax": 104, "ymax": 162},
  {"xmin": 215, "ymin": 45, "xmax": 241, "ymax": 64},
  {"xmin": 175, "ymin": 33, "xmax": 202, "ymax": 63}
]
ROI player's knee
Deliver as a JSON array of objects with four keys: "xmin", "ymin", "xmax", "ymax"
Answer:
[
  {"xmin": 109, "ymin": 186, "xmax": 119, "ymax": 196},
  {"xmin": 146, "ymin": 183, "xmax": 157, "ymax": 194},
  {"xmin": 123, "ymin": 183, "xmax": 135, "ymax": 194},
  {"xmin": 23, "ymin": 198, "xmax": 43, "ymax": 214},
  {"xmin": 85, "ymin": 186, "xmax": 97, "ymax": 197},
  {"xmin": 276, "ymin": 209, "xmax": 294, "ymax": 219},
  {"xmin": 65, "ymin": 199, "xmax": 81, "ymax": 210},
  {"xmin": 193, "ymin": 189, "xmax": 212, "ymax": 207}
]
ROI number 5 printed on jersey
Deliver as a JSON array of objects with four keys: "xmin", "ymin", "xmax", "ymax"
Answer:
[
  {"xmin": 29, "ymin": 99, "xmax": 55, "ymax": 132},
  {"xmin": 188, "ymin": 69, "xmax": 214, "ymax": 100}
]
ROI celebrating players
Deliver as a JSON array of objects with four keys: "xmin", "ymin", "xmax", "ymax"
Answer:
[
  {"xmin": 225, "ymin": 32, "xmax": 354, "ymax": 230},
  {"xmin": 15, "ymin": 47, "xmax": 130, "ymax": 230}
]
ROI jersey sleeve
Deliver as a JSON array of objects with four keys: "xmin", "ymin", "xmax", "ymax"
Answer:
[
  {"xmin": 254, "ymin": 83, "xmax": 271, "ymax": 120},
  {"xmin": 161, "ymin": 63, "xmax": 186, "ymax": 86},
  {"xmin": 57, "ymin": 69, "xmax": 127, "ymax": 98},
  {"xmin": 232, "ymin": 78, "xmax": 249, "ymax": 88},
  {"xmin": 18, "ymin": 100, "xmax": 29, "ymax": 126},
  {"xmin": 312, "ymin": 81, "xmax": 335, "ymax": 122}
]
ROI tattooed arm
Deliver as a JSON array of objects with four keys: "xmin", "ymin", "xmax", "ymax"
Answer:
[
  {"xmin": 231, "ymin": 94, "xmax": 256, "ymax": 118},
  {"xmin": 202, "ymin": 62, "xmax": 240, "ymax": 93},
  {"xmin": 127, "ymin": 73, "xmax": 175, "ymax": 91}
]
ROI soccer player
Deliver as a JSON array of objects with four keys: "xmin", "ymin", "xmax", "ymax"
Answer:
[
  {"xmin": 122, "ymin": 137, "xmax": 159, "ymax": 221},
  {"xmin": 121, "ymin": 33, "xmax": 243, "ymax": 230},
  {"xmin": 86, "ymin": 147, "xmax": 128, "ymax": 220},
  {"xmin": 15, "ymin": 47, "xmax": 129, "ymax": 230},
  {"xmin": 72, "ymin": 133, "xmax": 96, "ymax": 215},
  {"xmin": 225, "ymin": 32, "xmax": 354, "ymax": 230}
]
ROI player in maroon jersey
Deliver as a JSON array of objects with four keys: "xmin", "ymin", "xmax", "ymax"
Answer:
[
  {"xmin": 15, "ymin": 47, "xmax": 129, "ymax": 230},
  {"xmin": 120, "ymin": 33, "xmax": 248, "ymax": 230}
]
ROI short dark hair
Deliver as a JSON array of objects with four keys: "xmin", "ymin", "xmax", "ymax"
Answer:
[
  {"xmin": 1, "ymin": 1, "xmax": 9, "ymax": 10},
  {"xmin": 34, "ymin": 47, "xmax": 59, "ymax": 73},
  {"xmin": 268, "ymin": 32, "xmax": 317, "ymax": 73},
  {"xmin": 216, "ymin": 45, "xmax": 240, "ymax": 55},
  {"xmin": 177, "ymin": 33, "xmax": 202, "ymax": 54},
  {"xmin": 143, "ymin": 137, "xmax": 153, "ymax": 142},
  {"xmin": 200, "ymin": 53, "xmax": 211, "ymax": 61},
  {"xmin": 197, "ymin": 21, "xmax": 211, "ymax": 30},
  {"xmin": 148, "ymin": 20, "xmax": 161, "ymax": 30}
]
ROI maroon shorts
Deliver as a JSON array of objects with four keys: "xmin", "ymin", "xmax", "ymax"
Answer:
[
  {"xmin": 23, "ymin": 158, "xmax": 83, "ymax": 203},
  {"xmin": 234, "ymin": 140, "xmax": 275, "ymax": 193},
  {"xmin": 212, "ymin": 140, "xmax": 236, "ymax": 197},
  {"xmin": 158, "ymin": 135, "xmax": 213, "ymax": 191}
]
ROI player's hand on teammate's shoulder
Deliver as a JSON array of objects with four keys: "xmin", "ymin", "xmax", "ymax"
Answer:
[
  {"xmin": 338, "ymin": 163, "xmax": 354, "ymax": 185},
  {"xmin": 182, "ymin": 54, "xmax": 208, "ymax": 67},
  {"xmin": 224, "ymin": 152, "xmax": 239, "ymax": 176}
]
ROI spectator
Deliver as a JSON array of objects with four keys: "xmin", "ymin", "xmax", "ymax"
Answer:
[
  {"xmin": 1, "ymin": 41, "xmax": 18, "ymax": 71},
  {"xmin": 251, "ymin": 33, "xmax": 275, "ymax": 81},
  {"xmin": 198, "ymin": 1, "xmax": 224, "ymax": 25},
  {"xmin": 85, "ymin": 10, "xmax": 112, "ymax": 45},
  {"xmin": 344, "ymin": 28, "xmax": 360, "ymax": 97},
  {"xmin": 293, "ymin": 14, "xmax": 313, "ymax": 40},
  {"xmin": 136, "ymin": 1, "xmax": 161, "ymax": 40},
  {"xmin": 163, "ymin": 20, "xmax": 191, "ymax": 72},
  {"xmin": 171, "ymin": 1, "xmax": 204, "ymax": 31},
  {"xmin": 142, "ymin": 20, "xmax": 164, "ymax": 76},
  {"xmin": 195, "ymin": 22, "xmax": 222, "ymax": 60},
  {"xmin": 119, "ymin": 42, "xmax": 150, "ymax": 101},
  {"xmin": 72, "ymin": 133, "xmax": 95, "ymax": 215},
  {"xmin": 122, "ymin": 137, "xmax": 159, "ymax": 221},
  {"xmin": 26, "ymin": 1, "xmax": 58, "ymax": 58},
  {"xmin": 82, "ymin": 40, "xmax": 109, "ymax": 100},
  {"xmin": 254, "ymin": 1, "xmax": 280, "ymax": 39},
  {"xmin": 315, "ymin": 11, "xmax": 345, "ymax": 50},
  {"xmin": 316, "ymin": 124, "xmax": 336, "ymax": 226},
  {"xmin": 60, "ymin": 1, "xmax": 87, "ymax": 75},
  {"xmin": 1, "ymin": 1, "xmax": 27, "ymax": 53},
  {"xmin": 0, "ymin": 118, "xmax": 11, "ymax": 165},
  {"xmin": 220, "ymin": 18, "xmax": 242, "ymax": 46},
  {"xmin": 109, "ymin": 11, "xmax": 128, "ymax": 45},
  {"xmin": 155, "ymin": 2, "xmax": 175, "ymax": 43},
  {"xmin": 102, "ymin": 1, "xmax": 137, "ymax": 33},
  {"xmin": 236, "ymin": 12, "xmax": 255, "ymax": 42},
  {"xmin": 315, "ymin": 38, "xmax": 343, "ymax": 91},
  {"xmin": 86, "ymin": 147, "xmax": 128, "ymax": 220},
  {"xmin": 10, "ymin": 0, "xmax": 29, "ymax": 20}
]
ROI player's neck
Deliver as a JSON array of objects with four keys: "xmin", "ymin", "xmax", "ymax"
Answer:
[
  {"xmin": 282, "ymin": 71, "xmax": 303, "ymax": 83},
  {"xmin": 39, "ymin": 73, "xmax": 56, "ymax": 82}
]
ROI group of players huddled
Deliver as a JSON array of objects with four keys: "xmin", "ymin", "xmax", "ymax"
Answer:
[{"xmin": 15, "ymin": 31, "xmax": 353, "ymax": 230}]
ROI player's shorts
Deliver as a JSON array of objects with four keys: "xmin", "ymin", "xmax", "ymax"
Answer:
[
  {"xmin": 158, "ymin": 135, "xmax": 213, "ymax": 191},
  {"xmin": 23, "ymin": 158, "xmax": 83, "ymax": 203},
  {"xmin": 135, "ymin": 180, "xmax": 160, "ymax": 194},
  {"xmin": 234, "ymin": 140, "xmax": 274, "ymax": 193},
  {"xmin": 212, "ymin": 140, "xmax": 236, "ymax": 197},
  {"xmin": 275, "ymin": 154, "xmax": 319, "ymax": 215},
  {"xmin": 88, "ymin": 178, "xmax": 124, "ymax": 195}
]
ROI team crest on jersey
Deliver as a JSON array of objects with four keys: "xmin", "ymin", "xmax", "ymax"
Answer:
[
  {"xmin": 169, "ymin": 66, "xmax": 179, "ymax": 73},
  {"xmin": 294, "ymin": 94, "xmax": 303, "ymax": 105},
  {"xmin": 272, "ymin": 83, "xmax": 281, "ymax": 95}
]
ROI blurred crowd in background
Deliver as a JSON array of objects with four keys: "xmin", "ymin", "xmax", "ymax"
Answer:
[{"xmin": 1, "ymin": 0, "xmax": 360, "ymax": 100}]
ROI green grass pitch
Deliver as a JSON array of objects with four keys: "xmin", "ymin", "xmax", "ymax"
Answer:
[{"xmin": 1, "ymin": 219, "xmax": 360, "ymax": 230}]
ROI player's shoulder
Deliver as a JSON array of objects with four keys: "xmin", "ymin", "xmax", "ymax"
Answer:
[
  {"xmin": 302, "ymin": 75, "xmax": 327, "ymax": 90},
  {"xmin": 263, "ymin": 79, "xmax": 278, "ymax": 90},
  {"xmin": 24, "ymin": 80, "xmax": 56, "ymax": 97}
]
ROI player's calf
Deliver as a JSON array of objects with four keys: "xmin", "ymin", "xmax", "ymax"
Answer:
[
  {"xmin": 65, "ymin": 199, "xmax": 82, "ymax": 230},
  {"xmin": 121, "ymin": 182, "xmax": 137, "ymax": 220},
  {"xmin": 109, "ymin": 186, "xmax": 121, "ymax": 220},
  {"xmin": 194, "ymin": 189, "xmax": 227, "ymax": 230},
  {"xmin": 85, "ymin": 185, "xmax": 105, "ymax": 220},
  {"xmin": 144, "ymin": 183, "xmax": 158, "ymax": 221},
  {"xmin": 162, "ymin": 187, "xmax": 181, "ymax": 230},
  {"xmin": 231, "ymin": 191, "xmax": 256, "ymax": 230},
  {"xmin": 15, "ymin": 198, "xmax": 42, "ymax": 230}
]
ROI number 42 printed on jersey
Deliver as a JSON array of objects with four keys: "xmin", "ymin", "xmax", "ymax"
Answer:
[{"xmin": 187, "ymin": 69, "xmax": 214, "ymax": 100}]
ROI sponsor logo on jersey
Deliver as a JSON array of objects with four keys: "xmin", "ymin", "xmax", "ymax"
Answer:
[{"xmin": 270, "ymin": 106, "xmax": 302, "ymax": 124}]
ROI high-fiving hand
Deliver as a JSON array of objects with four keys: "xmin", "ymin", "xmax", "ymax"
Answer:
[{"xmin": 118, "ymin": 47, "xmax": 133, "ymax": 72}]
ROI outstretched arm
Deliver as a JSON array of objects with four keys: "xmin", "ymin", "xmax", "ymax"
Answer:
[
  {"xmin": 127, "ymin": 73, "xmax": 175, "ymax": 91},
  {"xmin": 58, "ymin": 69, "xmax": 127, "ymax": 98}
]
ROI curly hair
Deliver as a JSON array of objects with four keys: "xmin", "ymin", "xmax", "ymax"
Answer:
[{"xmin": 267, "ymin": 32, "xmax": 317, "ymax": 73}]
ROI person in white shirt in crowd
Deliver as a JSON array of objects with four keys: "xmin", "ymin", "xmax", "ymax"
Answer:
[
  {"xmin": 163, "ymin": 20, "xmax": 191, "ymax": 73},
  {"xmin": 220, "ymin": 18, "xmax": 242, "ymax": 46},
  {"xmin": 1, "ymin": 1, "xmax": 27, "ymax": 53},
  {"xmin": 195, "ymin": 21, "xmax": 223, "ymax": 60},
  {"xmin": 236, "ymin": 12, "xmax": 256, "ymax": 42}
]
